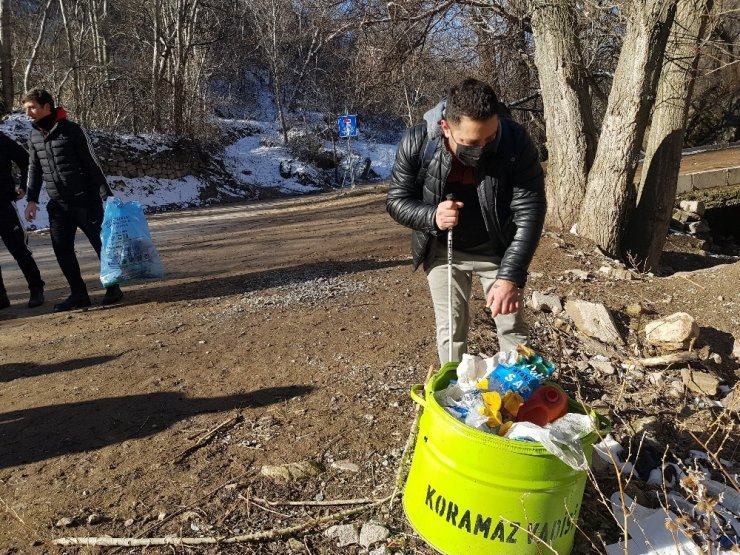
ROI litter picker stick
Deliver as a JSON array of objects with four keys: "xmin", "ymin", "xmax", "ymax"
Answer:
[{"xmin": 446, "ymin": 194, "xmax": 455, "ymax": 363}]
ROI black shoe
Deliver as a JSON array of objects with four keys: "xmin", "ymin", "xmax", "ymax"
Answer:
[
  {"xmin": 0, "ymin": 293, "xmax": 9, "ymax": 309},
  {"xmin": 102, "ymin": 285, "xmax": 123, "ymax": 305},
  {"xmin": 28, "ymin": 288, "xmax": 44, "ymax": 308},
  {"xmin": 53, "ymin": 293, "xmax": 91, "ymax": 312}
]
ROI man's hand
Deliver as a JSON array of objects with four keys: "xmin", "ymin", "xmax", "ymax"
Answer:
[
  {"xmin": 435, "ymin": 199, "xmax": 464, "ymax": 230},
  {"xmin": 15, "ymin": 187, "xmax": 25, "ymax": 201},
  {"xmin": 486, "ymin": 279, "xmax": 521, "ymax": 317},
  {"xmin": 25, "ymin": 201, "xmax": 38, "ymax": 222}
]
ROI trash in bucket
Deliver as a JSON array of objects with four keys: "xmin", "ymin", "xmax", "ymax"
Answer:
[{"xmin": 404, "ymin": 358, "xmax": 611, "ymax": 555}]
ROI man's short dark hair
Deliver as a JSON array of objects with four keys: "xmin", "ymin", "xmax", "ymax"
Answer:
[
  {"xmin": 22, "ymin": 88, "xmax": 55, "ymax": 108},
  {"xmin": 445, "ymin": 78, "xmax": 499, "ymax": 124}
]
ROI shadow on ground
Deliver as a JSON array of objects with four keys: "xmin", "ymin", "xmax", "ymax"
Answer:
[
  {"xmin": 0, "ymin": 354, "xmax": 121, "ymax": 383},
  {"xmin": 0, "ymin": 385, "xmax": 314, "ymax": 468}
]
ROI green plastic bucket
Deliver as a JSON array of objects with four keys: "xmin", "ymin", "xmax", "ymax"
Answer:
[{"xmin": 403, "ymin": 362, "xmax": 611, "ymax": 555}]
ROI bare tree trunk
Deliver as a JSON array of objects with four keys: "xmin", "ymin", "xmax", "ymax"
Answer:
[
  {"xmin": 0, "ymin": 0, "xmax": 13, "ymax": 111},
  {"xmin": 24, "ymin": 0, "xmax": 55, "ymax": 94},
  {"xmin": 578, "ymin": 0, "xmax": 677, "ymax": 256},
  {"xmin": 271, "ymin": 0, "xmax": 288, "ymax": 144},
  {"xmin": 623, "ymin": 0, "xmax": 713, "ymax": 270},
  {"xmin": 59, "ymin": 0, "xmax": 82, "ymax": 114},
  {"xmin": 530, "ymin": 0, "xmax": 597, "ymax": 229}
]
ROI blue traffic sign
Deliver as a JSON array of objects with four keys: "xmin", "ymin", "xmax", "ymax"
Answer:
[{"xmin": 338, "ymin": 115, "xmax": 358, "ymax": 138}]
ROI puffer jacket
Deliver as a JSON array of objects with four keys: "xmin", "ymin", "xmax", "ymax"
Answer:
[
  {"xmin": 0, "ymin": 132, "xmax": 28, "ymax": 203},
  {"xmin": 26, "ymin": 108, "xmax": 112, "ymax": 204},
  {"xmin": 386, "ymin": 101, "xmax": 546, "ymax": 287}
]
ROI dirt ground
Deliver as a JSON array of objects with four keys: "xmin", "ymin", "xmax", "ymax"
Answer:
[{"xmin": 1, "ymin": 187, "xmax": 738, "ymax": 554}]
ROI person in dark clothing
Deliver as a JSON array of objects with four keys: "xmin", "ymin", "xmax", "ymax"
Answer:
[
  {"xmin": 386, "ymin": 78, "xmax": 546, "ymax": 364},
  {"xmin": 22, "ymin": 88, "xmax": 123, "ymax": 312},
  {"xmin": 0, "ymin": 132, "xmax": 45, "ymax": 309}
]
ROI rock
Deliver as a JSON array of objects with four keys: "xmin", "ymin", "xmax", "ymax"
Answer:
[
  {"xmin": 565, "ymin": 299, "xmax": 624, "ymax": 345},
  {"xmin": 530, "ymin": 291, "xmax": 563, "ymax": 314},
  {"xmin": 589, "ymin": 358, "xmax": 616, "ymax": 375},
  {"xmin": 672, "ymin": 209, "xmax": 701, "ymax": 224},
  {"xmin": 359, "ymin": 522, "xmax": 390, "ymax": 548},
  {"xmin": 565, "ymin": 269, "xmax": 590, "ymax": 281},
  {"xmin": 679, "ymin": 200, "xmax": 706, "ymax": 216},
  {"xmin": 648, "ymin": 371, "xmax": 665, "ymax": 387},
  {"xmin": 331, "ymin": 460, "xmax": 360, "ymax": 473},
  {"xmin": 287, "ymin": 537, "xmax": 304, "ymax": 552},
  {"xmin": 325, "ymin": 523, "xmax": 360, "ymax": 547},
  {"xmin": 55, "ymin": 517, "xmax": 76, "ymax": 528},
  {"xmin": 688, "ymin": 220, "xmax": 710, "ymax": 234},
  {"xmin": 645, "ymin": 312, "xmax": 700, "ymax": 351},
  {"xmin": 124, "ymin": 518, "xmax": 135, "ymax": 527},
  {"xmin": 86, "ymin": 513, "xmax": 103, "ymax": 525},
  {"xmin": 629, "ymin": 416, "xmax": 660, "ymax": 436},
  {"xmin": 722, "ymin": 386, "xmax": 738, "ymax": 411},
  {"xmin": 552, "ymin": 318, "xmax": 567, "ymax": 330},
  {"xmin": 575, "ymin": 360, "xmax": 591, "ymax": 372},
  {"xmin": 681, "ymin": 369, "xmax": 720, "ymax": 396},
  {"xmin": 179, "ymin": 511, "xmax": 200, "ymax": 522},
  {"xmin": 279, "ymin": 160, "xmax": 292, "ymax": 178},
  {"xmin": 260, "ymin": 460, "xmax": 324, "ymax": 483},
  {"xmin": 732, "ymin": 337, "xmax": 740, "ymax": 360},
  {"xmin": 625, "ymin": 303, "xmax": 643, "ymax": 317},
  {"xmin": 598, "ymin": 266, "xmax": 634, "ymax": 280}
]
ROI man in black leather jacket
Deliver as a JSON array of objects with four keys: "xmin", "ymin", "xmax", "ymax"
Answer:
[
  {"xmin": 386, "ymin": 78, "xmax": 546, "ymax": 363},
  {"xmin": 0, "ymin": 132, "xmax": 45, "ymax": 309},
  {"xmin": 22, "ymin": 88, "xmax": 123, "ymax": 312}
]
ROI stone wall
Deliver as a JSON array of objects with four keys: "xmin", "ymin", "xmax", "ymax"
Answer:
[{"xmin": 93, "ymin": 135, "xmax": 205, "ymax": 180}]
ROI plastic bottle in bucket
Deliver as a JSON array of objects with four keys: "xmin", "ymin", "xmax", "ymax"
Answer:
[
  {"xmin": 482, "ymin": 346, "xmax": 555, "ymax": 400},
  {"xmin": 516, "ymin": 385, "xmax": 568, "ymax": 427}
]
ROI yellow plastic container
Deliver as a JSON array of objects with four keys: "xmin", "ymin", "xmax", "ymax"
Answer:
[{"xmin": 403, "ymin": 363, "xmax": 611, "ymax": 555}]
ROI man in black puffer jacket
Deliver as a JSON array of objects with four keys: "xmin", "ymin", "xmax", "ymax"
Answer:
[
  {"xmin": 22, "ymin": 88, "xmax": 123, "ymax": 312},
  {"xmin": 0, "ymin": 131, "xmax": 45, "ymax": 309},
  {"xmin": 387, "ymin": 78, "xmax": 546, "ymax": 364}
]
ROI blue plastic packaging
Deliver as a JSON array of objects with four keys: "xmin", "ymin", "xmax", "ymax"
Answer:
[
  {"xmin": 100, "ymin": 197, "xmax": 164, "ymax": 287},
  {"xmin": 484, "ymin": 351, "xmax": 556, "ymax": 401}
]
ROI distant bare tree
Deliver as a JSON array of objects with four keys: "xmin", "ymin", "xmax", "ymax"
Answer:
[{"xmin": 0, "ymin": 0, "xmax": 13, "ymax": 111}]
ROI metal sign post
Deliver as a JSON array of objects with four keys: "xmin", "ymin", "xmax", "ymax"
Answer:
[{"xmin": 338, "ymin": 115, "xmax": 358, "ymax": 189}]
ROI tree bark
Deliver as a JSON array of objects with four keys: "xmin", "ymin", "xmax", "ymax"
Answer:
[
  {"xmin": 578, "ymin": 0, "xmax": 677, "ymax": 256},
  {"xmin": 0, "ymin": 0, "xmax": 13, "ymax": 111},
  {"xmin": 59, "ymin": 0, "xmax": 82, "ymax": 115},
  {"xmin": 622, "ymin": 0, "xmax": 713, "ymax": 270},
  {"xmin": 24, "ymin": 0, "xmax": 55, "ymax": 94},
  {"xmin": 530, "ymin": 0, "xmax": 597, "ymax": 229}
]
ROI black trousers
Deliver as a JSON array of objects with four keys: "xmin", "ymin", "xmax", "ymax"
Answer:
[
  {"xmin": 48, "ymin": 197, "xmax": 104, "ymax": 295},
  {"xmin": 0, "ymin": 201, "xmax": 45, "ymax": 294}
]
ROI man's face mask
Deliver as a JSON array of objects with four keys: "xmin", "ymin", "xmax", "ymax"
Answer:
[
  {"xmin": 451, "ymin": 139, "xmax": 496, "ymax": 168},
  {"xmin": 444, "ymin": 118, "xmax": 499, "ymax": 168}
]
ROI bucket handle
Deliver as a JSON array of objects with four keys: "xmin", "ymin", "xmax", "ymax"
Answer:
[{"xmin": 409, "ymin": 384, "xmax": 426, "ymax": 407}]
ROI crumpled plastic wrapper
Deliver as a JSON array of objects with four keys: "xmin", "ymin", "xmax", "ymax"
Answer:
[{"xmin": 505, "ymin": 413, "xmax": 596, "ymax": 470}]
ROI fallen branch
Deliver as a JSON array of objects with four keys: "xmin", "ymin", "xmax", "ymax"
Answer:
[
  {"xmin": 629, "ymin": 351, "xmax": 699, "ymax": 368},
  {"xmin": 54, "ymin": 493, "xmax": 396, "ymax": 547},
  {"xmin": 171, "ymin": 414, "xmax": 242, "ymax": 464},
  {"xmin": 389, "ymin": 364, "xmax": 435, "ymax": 511},
  {"xmin": 251, "ymin": 496, "xmax": 376, "ymax": 507}
]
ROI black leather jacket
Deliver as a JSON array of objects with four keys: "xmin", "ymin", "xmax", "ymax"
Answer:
[
  {"xmin": 0, "ymin": 132, "xmax": 28, "ymax": 203},
  {"xmin": 386, "ymin": 116, "xmax": 546, "ymax": 287}
]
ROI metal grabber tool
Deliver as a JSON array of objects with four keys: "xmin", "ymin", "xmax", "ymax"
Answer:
[{"xmin": 446, "ymin": 193, "xmax": 455, "ymax": 363}]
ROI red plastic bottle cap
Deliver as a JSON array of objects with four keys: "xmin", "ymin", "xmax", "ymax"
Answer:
[{"xmin": 544, "ymin": 388, "xmax": 559, "ymax": 402}]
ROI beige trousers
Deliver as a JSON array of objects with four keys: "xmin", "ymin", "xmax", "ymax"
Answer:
[{"xmin": 425, "ymin": 240, "xmax": 528, "ymax": 364}]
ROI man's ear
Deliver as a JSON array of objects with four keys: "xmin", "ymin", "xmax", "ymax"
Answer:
[{"xmin": 440, "ymin": 119, "xmax": 450, "ymax": 138}]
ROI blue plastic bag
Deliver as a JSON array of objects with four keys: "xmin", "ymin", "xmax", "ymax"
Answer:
[{"xmin": 100, "ymin": 197, "xmax": 164, "ymax": 287}]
